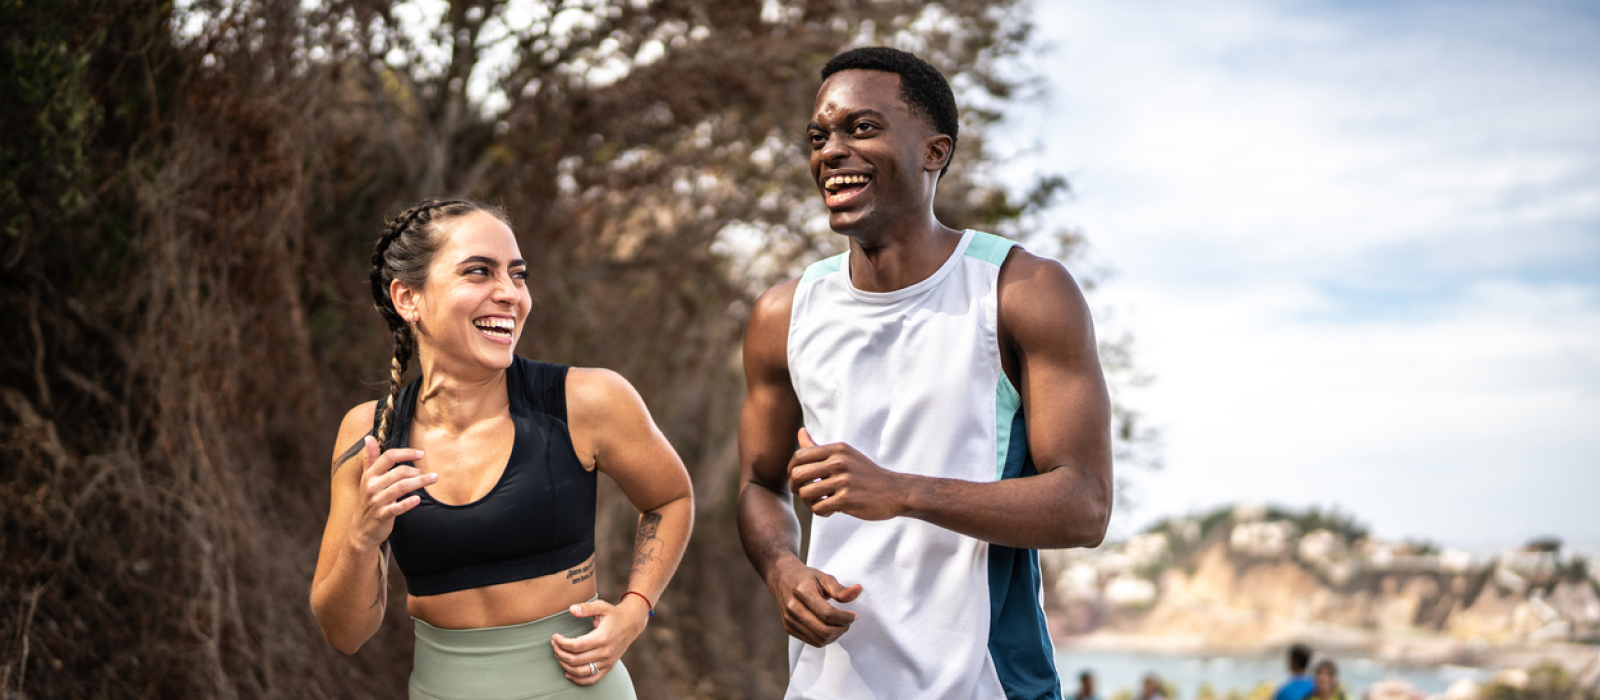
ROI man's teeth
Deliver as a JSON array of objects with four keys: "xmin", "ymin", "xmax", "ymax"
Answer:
[{"xmin": 825, "ymin": 175, "xmax": 870, "ymax": 191}]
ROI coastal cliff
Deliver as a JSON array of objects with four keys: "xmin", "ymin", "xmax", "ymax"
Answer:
[{"xmin": 1045, "ymin": 504, "xmax": 1600, "ymax": 680}]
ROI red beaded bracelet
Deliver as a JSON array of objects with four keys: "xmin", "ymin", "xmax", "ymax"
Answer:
[{"xmin": 622, "ymin": 590, "xmax": 654, "ymax": 617}]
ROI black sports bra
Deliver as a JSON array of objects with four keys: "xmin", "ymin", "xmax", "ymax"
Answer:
[{"xmin": 380, "ymin": 357, "xmax": 596, "ymax": 596}]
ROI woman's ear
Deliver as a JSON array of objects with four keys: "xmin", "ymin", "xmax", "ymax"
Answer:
[{"xmin": 391, "ymin": 278, "xmax": 420, "ymax": 323}]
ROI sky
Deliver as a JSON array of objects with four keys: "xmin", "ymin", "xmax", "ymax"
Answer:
[{"xmin": 993, "ymin": 0, "xmax": 1600, "ymax": 551}]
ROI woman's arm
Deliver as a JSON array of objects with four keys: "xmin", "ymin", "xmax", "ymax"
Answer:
[
  {"xmin": 551, "ymin": 368, "xmax": 694, "ymax": 684},
  {"xmin": 308, "ymin": 402, "xmax": 434, "ymax": 653}
]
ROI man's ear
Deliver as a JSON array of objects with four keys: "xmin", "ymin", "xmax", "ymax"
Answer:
[
  {"xmin": 391, "ymin": 278, "xmax": 420, "ymax": 323},
  {"xmin": 924, "ymin": 133, "xmax": 953, "ymax": 174}
]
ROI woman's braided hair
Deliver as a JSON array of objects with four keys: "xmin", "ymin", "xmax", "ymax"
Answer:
[{"xmin": 368, "ymin": 197, "xmax": 511, "ymax": 447}]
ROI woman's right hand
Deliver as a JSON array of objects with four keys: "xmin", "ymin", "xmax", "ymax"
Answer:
[{"xmin": 350, "ymin": 436, "xmax": 433, "ymax": 549}]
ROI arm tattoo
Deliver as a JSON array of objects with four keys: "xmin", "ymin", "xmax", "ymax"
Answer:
[
  {"xmin": 332, "ymin": 436, "xmax": 368, "ymax": 477},
  {"xmin": 630, "ymin": 512, "xmax": 664, "ymax": 577}
]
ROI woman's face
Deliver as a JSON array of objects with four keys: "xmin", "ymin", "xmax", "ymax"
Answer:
[
  {"xmin": 395, "ymin": 211, "xmax": 531, "ymax": 374},
  {"xmin": 1315, "ymin": 667, "xmax": 1337, "ymax": 696}
]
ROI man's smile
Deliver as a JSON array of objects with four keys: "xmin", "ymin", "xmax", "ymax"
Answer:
[{"xmin": 823, "ymin": 173, "xmax": 872, "ymax": 208}]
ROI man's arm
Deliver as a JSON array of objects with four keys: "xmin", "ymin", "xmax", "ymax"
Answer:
[
  {"xmin": 790, "ymin": 248, "xmax": 1112, "ymax": 549},
  {"xmin": 736, "ymin": 280, "xmax": 862, "ymax": 647}
]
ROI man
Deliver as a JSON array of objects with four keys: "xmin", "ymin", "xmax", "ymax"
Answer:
[
  {"xmin": 736, "ymin": 46, "xmax": 1114, "ymax": 700},
  {"xmin": 1273, "ymin": 644, "xmax": 1316, "ymax": 700}
]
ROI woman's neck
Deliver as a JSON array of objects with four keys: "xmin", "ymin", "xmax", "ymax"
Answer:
[{"xmin": 412, "ymin": 352, "xmax": 510, "ymax": 435}]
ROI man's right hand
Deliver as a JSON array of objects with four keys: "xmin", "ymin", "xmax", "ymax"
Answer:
[{"xmin": 767, "ymin": 557, "xmax": 863, "ymax": 647}]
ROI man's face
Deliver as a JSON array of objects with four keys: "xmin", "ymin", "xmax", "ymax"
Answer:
[{"xmin": 807, "ymin": 69, "xmax": 941, "ymax": 236}]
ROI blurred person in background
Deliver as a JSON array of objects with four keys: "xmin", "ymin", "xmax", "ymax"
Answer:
[
  {"xmin": 1274, "ymin": 643, "xmax": 1317, "ymax": 700},
  {"xmin": 738, "ymin": 46, "xmax": 1114, "ymax": 700},
  {"xmin": 309, "ymin": 198, "xmax": 693, "ymax": 699},
  {"xmin": 1313, "ymin": 659, "xmax": 1348, "ymax": 700},
  {"xmin": 1075, "ymin": 670, "xmax": 1102, "ymax": 700},
  {"xmin": 1140, "ymin": 673, "xmax": 1171, "ymax": 700}
]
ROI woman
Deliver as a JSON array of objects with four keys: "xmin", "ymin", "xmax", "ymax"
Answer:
[
  {"xmin": 310, "ymin": 198, "xmax": 693, "ymax": 699},
  {"xmin": 1313, "ymin": 660, "xmax": 1348, "ymax": 700}
]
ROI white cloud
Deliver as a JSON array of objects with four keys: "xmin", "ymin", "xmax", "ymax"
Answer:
[{"xmin": 1003, "ymin": 0, "xmax": 1600, "ymax": 548}]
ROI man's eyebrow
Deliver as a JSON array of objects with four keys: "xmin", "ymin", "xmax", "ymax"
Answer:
[
  {"xmin": 806, "ymin": 109, "xmax": 887, "ymax": 132},
  {"xmin": 455, "ymin": 256, "xmax": 527, "ymax": 268}
]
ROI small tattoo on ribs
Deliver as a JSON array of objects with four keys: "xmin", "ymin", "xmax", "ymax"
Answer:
[{"xmin": 566, "ymin": 561, "xmax": 594, "ymax": 585}]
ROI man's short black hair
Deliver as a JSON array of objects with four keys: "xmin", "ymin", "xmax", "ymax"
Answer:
[
  {"xmin": 822, "ymin": 46, "xmax": 959, "ymax": 178},
  {"xmin": 1289, "ymin": 643, "xmax": 1313, "ymax": 672}
]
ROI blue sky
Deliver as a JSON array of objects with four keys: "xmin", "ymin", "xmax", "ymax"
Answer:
[{"xmin": 994, "ymin": 0, "xmax": 1600, "ymax": 550}]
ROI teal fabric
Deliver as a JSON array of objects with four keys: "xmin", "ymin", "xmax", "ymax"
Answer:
[
  {"xmin": 799, "ymin": 252, "xmax": 846, "ymax": 284},
  {"xmin": 409, "ymin": 607, "xmax": 636, "ymax": 700},
  {"xmin": 962, "ymin": 230, "xmax": 1017, "ymax": 266}
]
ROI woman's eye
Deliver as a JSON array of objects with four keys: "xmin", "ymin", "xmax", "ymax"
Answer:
[
  {"xmin": 466, "ymin": 266, "xmax": 489, "ymax": 276},
  {"xmin": 511, "ymin": 269, "xmax": 527, "ymax": 280}
]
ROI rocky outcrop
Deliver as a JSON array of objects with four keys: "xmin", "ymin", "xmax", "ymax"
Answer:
[{"xmin": 1046, "ymin": 507, "xmax": 1600, "ymax": 669}]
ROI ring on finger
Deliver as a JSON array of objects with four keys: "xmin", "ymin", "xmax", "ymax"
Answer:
[{"xmin": 589, "ymin": 662, "xmax": 598, "ymax": 676}]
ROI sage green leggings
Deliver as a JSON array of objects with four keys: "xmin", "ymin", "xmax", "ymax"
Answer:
[{"xmin": 409, "ymin": 606, "xmax": 636, "ymax": 700}]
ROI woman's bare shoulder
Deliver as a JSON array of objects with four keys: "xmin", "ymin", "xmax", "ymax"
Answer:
[{"xmin": 330, "ymin": 400, "xmax": 380, "ymax": 475}]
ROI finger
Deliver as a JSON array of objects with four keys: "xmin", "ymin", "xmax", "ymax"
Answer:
[
  {"xmin": 362, "ymin": 435, "xmax": 380, "ymax": 469},
  {"xmin": 369, "ymin": 464, "xmax": 427, "ymax": 494},
  {"xmin": 373, "ymin": 471, "xmax": 436, "ymax": 504},
  {"xmin": 819, "ymin": 575, "xmax": 863, "ymax": 608},
  {"xmin": 384, "ymin": 494, "xmax": 424, "ymax": 518},
  {"xmin": 564, "ymin": 660, "xmax": 610, "ymax": 686},
  {"xmin": 550, "ymin": 637, "xmax": 611, "ymax": 675},
  {"xmin": 366, "ymin": 447, "xmax": 425, "ymax": 477},
  {"xmin": 784, "ymin": 619, "xmax": 824, "ymax": 647},
  {"xmin": 831, "ymin": 582, "xmax": 864, "ymax": 604},
  {"xmin": 782, "ymin": 603, "xmax": 838, "ymax": 646},
  {"xmin": 550, "ymin": 627, "xmax": 605, "ymax": 654},
  {"xmin": 568, "ymin": 600, "xmax": 608, "ymax": 620},
  {"xmin": 792, "ymin": 608, "xmax": 851, "ymax": 645},
  {"xmin": 799, "ymin": 585, "xmax": 857, "ymax": 627},
  {"xmin": 809, "ymin": 492, "xmax": 842, "ymax": 517},
  {"xmin": 798, "ymin": 428, "xmax": 817, "ymax": 448},
  {"xmin": 792, "ymin": 473, "xmax": 826, "ymax": 500},
  {"xmin": 789, "ymin": 436, "xmax": 836, "ymax": 467},
  {"xmin": 789, "ymin": 461, "xmax": 835, "ymax": 493}
]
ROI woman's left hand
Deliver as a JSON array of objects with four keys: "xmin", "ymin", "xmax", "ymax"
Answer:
[{"xmin": 550, "ymin": 596, "xmax": 650, "ymax": 685}]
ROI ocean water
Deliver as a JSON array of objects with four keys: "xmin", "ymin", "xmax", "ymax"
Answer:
[{"xmin": 1055, "ymin": 648, "xmax": 1486, "ymax": 699}]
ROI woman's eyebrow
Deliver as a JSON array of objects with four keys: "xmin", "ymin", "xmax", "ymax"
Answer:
[{"xmin": 454, "ymin": 255, "xmax": 527, "ymax": 268}]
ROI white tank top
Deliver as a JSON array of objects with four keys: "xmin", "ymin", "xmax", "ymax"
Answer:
[{"xmin": 785, "ymin": 229, "xmax": 1061, "ymax": 700}]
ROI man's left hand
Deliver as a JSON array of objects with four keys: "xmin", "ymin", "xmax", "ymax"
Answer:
[{"xmin": 789, "ymin": 429, "xmax": 909, "ymax": 521}]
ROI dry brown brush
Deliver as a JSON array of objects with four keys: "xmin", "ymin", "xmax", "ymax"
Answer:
[{"xmin": 0, "ymin": 1, "xmax": 1133, "ymax": 697}]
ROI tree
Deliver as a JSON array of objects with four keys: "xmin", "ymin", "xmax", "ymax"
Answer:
[{"xmin": 1, "ymin": 1, "xmax": 1144, "ymax": 697}]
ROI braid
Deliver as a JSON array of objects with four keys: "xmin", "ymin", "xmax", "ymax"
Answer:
[{"xmin": 367, "ymin": 197, "xmax": 511, "ymax": 446}]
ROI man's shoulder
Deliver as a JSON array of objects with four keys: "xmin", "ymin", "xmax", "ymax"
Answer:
[
  {"xmin": 1273, "ymin": 678, "xmax": 1316, "ymax": 700},
  {"xmin": 752, "ymin": 278, "xmax": 800, "ymax": 327}
]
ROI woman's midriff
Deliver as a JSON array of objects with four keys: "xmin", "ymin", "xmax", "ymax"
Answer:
[{"xmin": 406, "ymin": 554, "xmax": 598, "ymax": 630}]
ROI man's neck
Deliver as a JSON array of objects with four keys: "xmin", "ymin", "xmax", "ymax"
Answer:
[{"xmin": 843, "ymin": 215, "xmax": 963, "ymax": 293}]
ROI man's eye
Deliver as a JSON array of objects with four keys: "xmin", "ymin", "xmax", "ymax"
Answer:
[
  {"xmin": 511, "ymin": 269, "xmax": 527, "ymax": 280},
  {"xmin": 852, "ymin": 122, "xmax": 876, "ymax": 134}
]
